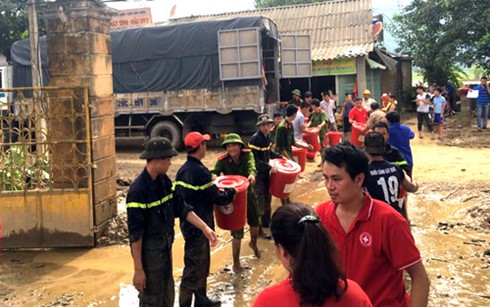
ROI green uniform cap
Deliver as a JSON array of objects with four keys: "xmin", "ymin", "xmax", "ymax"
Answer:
[
  {"xmin": 221, "ymin": 133, "xmax": 245, "ymax": 148},
  {"xmin": 139, "ymin": 137, "xmax": 178, "ymax": 159},
  {"xmin": 291, "ymin": 89, "xmax": 301, "ymax": 96}
]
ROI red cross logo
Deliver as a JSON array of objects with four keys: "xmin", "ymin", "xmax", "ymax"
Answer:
[
  {"xmin": 359, "ymin": 232, "xmax": 372, "ymax": 247},
  {"xmin": 219, "ymin": 203, "xmax": 234, "ymax": 215}
]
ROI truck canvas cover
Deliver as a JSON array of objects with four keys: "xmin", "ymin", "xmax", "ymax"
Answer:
[{"xmin": 11, "ymin": 16, "xmax": 279, "ymax": 93}]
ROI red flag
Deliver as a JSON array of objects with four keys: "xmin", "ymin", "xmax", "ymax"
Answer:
[{"xmin": 170, "ymin": 4, "xmax": 177, "ymax": 17}]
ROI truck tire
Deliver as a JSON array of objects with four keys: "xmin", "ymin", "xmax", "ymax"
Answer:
[{"xmin": 150, "ymin": 121, "xmax": 182, "ymax": 149}]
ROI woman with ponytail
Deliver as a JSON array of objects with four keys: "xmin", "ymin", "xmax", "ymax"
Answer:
[{"xmin": 253, "ymin": 204, "xmax": 372, "ymax": 307}]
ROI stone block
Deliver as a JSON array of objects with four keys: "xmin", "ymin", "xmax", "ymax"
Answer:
[
  {"xmin": 92, "ymin": 134, "xmax": 116, "ymax": 161},
  {"xmin": 46, "ymin": 32, "xmax": 111, "ymax": 55},
  {"xmin": 94, "ymin": 197, "xmax": 117, "ymax": 228},
  {"xmin": 93, "ymin": 175, "xmax": 117, "ymax": 205},
  {"xmin": 91, "ymin": 114, "xmax": 115, "ymax": 139},
  {"xmin": 48, "ymin": 54, "xmax": 112, "ymax": 77},
  {"xmin": 44, "ymin": 15, "xmax": 111, "ymax": 34},
  {"xmin": 49, "ymin": 74, "xmax": 113, "ymax": 97},
  {"xmin": 93, "ymin": 155, "xmax": 116, "ymax": 183},
  {"xmin": 90, "ymin": 95, "xmax": 114, "ymax": 118}
]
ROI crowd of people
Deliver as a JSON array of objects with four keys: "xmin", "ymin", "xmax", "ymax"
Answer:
[{"xmin": 125, "ymin": 87, "xmax": 434, "ymax": 306}]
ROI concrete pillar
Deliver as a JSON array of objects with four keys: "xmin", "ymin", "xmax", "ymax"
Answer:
[
  {"xmin": 42, "ymin": 0, "xmax": 117, "ymax": 239},
  {"xmin": 356, "ymin": 56, "xmax": 367, "ymax": 95}
]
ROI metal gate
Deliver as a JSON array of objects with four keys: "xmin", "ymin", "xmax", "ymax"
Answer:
[{"xmin": 0, "ymin": 86, "xmax": 94, "ymax": 248}]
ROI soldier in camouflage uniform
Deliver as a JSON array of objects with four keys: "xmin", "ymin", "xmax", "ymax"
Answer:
[{"xmin": 212, "ymin": 133, "xmax": 261, "ymax": 273}]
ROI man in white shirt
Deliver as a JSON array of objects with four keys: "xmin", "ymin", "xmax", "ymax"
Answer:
[
  {"xmin": 362, "ymin": 89, "xmax": 377, "ymax": 112},
  {"xmin": 292, "ymin": 102, "xmax": 311, "ymax": 142},
  {"xmin": 415, "ymin": 86, "xmax": 434, "ymax": 139},
  {"xmin": 321, "ymin": 91, "xmax": 337, "ymax": 131}
]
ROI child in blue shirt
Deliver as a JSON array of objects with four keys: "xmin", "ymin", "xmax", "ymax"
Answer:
[{"xmin": 432, "ymin": 88, "xmax": 446, "ymax": 140}]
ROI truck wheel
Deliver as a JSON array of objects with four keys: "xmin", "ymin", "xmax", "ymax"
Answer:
[{"xmin": 150, "ymin": 121, "xmax": 182, "ymax": 149}]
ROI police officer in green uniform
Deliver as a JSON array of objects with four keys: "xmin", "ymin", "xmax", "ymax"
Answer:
[
  {"xmin": 126, "ymin": 137, "xmax": 218, "ymax": 307},
  {"xmin": 279, "ymin": 89, "xmax": 303, "ymax": 115},
  {"xmin": 269, "ymin": 113, "xmax": 283, "ymax": 150},
  {"xmin": 308, "ymin": 98, "xmax": 328, "ymax": 164},
  {"xmin": 175, "ymin": 132, "xmax": 236, "ymax": 307},
  {"xmin": 288, "ymin": 89, "xmax": 303, "ymax": 107},
  {"xmin": 275, "ymin": 105, "xmax": 312, "ymax": 160},
  {"xmin": 248, "ymin": 114, "xmax": 283, "ymax": 238},
  {"xmin": 212, "ymin": 133, "xmax": 261, "ymax": 273},
  {"xmin": 275, "ymin": 105, "xmax": 312, "ymax": 205}
]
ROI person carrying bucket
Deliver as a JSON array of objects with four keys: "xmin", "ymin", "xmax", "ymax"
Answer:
[
  {"xmin": 174, "ymin": 132, "xmax": 237, "ymax": 307},
  {"xmin": 212, "ymin": 133, "xmax": 261, "ymax": 273},
  {"xmin": 126, "ymin": 137, "xmax": 218, "ymax": 307},
  {"xmin": 253, "ymin": 204, "xmax": 373, "ymax": 307},
  {"xmin": 275, "ymin": 104, "xmax": 312, "ymax": 205},
  {"xmin": 249, "ymin": 114, "xmax": 284, "ymax": 240},
  {"xmin": 308, "ymin": 99, "xmax": 328, "ymax": 165},
  {"xmin": 349, "ymin": 97, "xmax": 368, "ymax": 125}
]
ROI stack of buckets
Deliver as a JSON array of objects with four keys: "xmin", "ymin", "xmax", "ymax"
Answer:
[
  {"xmin": 351, "ymin": 122, "xmax": 369, "ymax": 147},
  {"xmin": 213, "ymin": 175, "xmax": 248, "ymax": 231},
  {"xmin": 302, "ymin": 127, "xmax": 321, "ymax": 160},
  {"xmin": 269, "ymin": 159, "xmax": 302, "ymax": 199}
]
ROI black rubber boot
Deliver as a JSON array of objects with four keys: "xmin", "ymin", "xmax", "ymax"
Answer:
[
  {"xmin": 195, "ymin": 288, "xmax": 221, "ymax": 307},
  {"xmin": 179, "ymin": 286, "xmax": 193, "ymax": 307}
]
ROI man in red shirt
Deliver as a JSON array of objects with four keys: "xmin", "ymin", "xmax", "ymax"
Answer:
[
  {"xmin": 349, "ymin": 97, "xmax": 368, "ymax": 124},
  {"xmin": 315, "ymin": 143, "xmax": 430, "ymax": 307}
]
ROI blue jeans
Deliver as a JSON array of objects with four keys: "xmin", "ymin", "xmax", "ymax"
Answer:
[{"xmin": 476, "ymin": 104, "xmax": 489, "ymax": 128}]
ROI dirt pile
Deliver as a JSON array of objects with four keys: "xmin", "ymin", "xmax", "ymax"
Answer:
[
  {"xmin": 466, "ymin": 201, "xmax": 490, "ymax": 230},
  {"xmin": 97, "ymin": 211, "xmax": 129, "ymax": 246},
  {"xmin": 441, "ymin": 115, "xmax": 490, "ymax": 148},
  {"xmin": 417, "ymin": 182, "xmax": 490, "ymax": 232}
]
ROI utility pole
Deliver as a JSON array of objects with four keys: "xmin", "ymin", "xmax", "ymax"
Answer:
[
  {"xmin": 28, "ymin": 0, "xmax": 41, "ymax": 89},
  {"xmin": 27, "ymin": 0, "xmax": 47, "ymax": 154}
]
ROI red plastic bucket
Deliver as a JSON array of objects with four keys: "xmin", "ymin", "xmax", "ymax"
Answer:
[
  {"xmin": 325, "ymin": 131, "xmax": 343, "ymax": 147},
  {"xmin": 214, "ymin": 175, "xmax": 249, "ymax": 231},
  {"xmin": 351, "ymin": 122, "xmax": 368, "ymax": 147},
  {"xmin": 302, "ymin": 127, "xmax": 320, "ymax": 151},
  {"xmin": 269, "ymin": 159, "xmax": 301, "ymax": 199},
  {"xmin": 292, "ymin": 146, "xmax": 307, "ymax": 172}
]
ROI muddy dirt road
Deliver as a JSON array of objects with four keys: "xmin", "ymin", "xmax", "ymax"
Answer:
[{"xmin": 1, "ymin": 121, "xmax": 489, "ymax": 306}]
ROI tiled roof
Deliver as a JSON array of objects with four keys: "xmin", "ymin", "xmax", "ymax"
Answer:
[{"xmin": 169, "ymin": 0, "xmax": 374, "ymax": 61}]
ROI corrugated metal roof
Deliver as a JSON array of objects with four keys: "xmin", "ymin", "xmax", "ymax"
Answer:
[{"xmin": 169, "ymin": 0, "xmax": 374, "ymax": 61}]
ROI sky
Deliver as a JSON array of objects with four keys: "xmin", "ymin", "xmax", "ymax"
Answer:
[{"xmin": 106, "ymin": 0, "xmax": 413, "ymax": 51}]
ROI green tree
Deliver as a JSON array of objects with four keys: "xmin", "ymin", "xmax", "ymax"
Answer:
[
  {"xmin": 0, "ymin": 0, "xmax": 29, "ymax": 62},
  {"xmin": 255, "ymin": 0, "xmax": 325, "ymax": 9},
  {"xmin": 390, "ymin": 0, "xmax": 490, "ymax": 84},
  {"xmin": 0, "ymin": 0, "xmax": 47, "ymax": 63}
]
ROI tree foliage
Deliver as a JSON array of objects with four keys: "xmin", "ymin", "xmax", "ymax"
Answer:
[
  {"xmin": 0, "ymin": 0, "xmax": 29, "ymax": 62},
  {"xmin": 390, "ymin": 0, "xmax": 490, "ymax": 84},
  {"xmin": 0, "ymin": 0, "xmax": 47, "ymax": 63},
  {"xmin": 255, "ymin": 0, "xmax": 325, "ymax": 9}
]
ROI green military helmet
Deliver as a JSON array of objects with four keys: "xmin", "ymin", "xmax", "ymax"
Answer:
[
  {"xmin": 221, "ymin": 133, "xmax": 245, "ymax": 149},
  {"xmin": 139, "ymin": 136, "xmax": 178, "ymax": 159}
]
